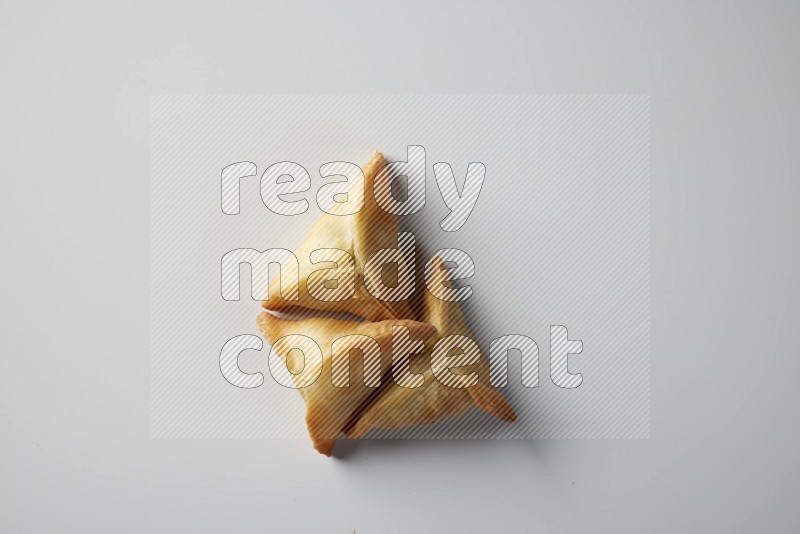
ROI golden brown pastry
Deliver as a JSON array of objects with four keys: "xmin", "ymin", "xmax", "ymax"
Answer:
[
  {"xmin": 258, "ymin": 260, "xmax": 515, "ymax": 455},
  {"xmin": 262, "ymin": 152, "xmax": 415, "ymax": 322},
  {"xmin": 256, "ymin": 311, "xmax": 438, "ymax": 456},
  {"xmin": 346, "ymin": 264, "xmax": 516, "ymax": 439},
  {"xmin": 257, "ymin": 151, "xmax": 516, "ymax": 455}
]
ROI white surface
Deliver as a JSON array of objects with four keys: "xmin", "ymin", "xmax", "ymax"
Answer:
[{"xmin": 1, "ymin": 1, "xmax": 798, "ymax": 532}]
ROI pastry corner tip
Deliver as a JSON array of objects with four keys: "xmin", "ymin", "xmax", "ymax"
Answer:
[{"xmin": 313, "ymin": 439, "xmax": 337, "ymax": 457}]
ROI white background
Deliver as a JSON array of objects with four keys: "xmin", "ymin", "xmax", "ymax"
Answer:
[{"xmin": 1, "ymin": 1, "xmax": 798, "ymax": 532}]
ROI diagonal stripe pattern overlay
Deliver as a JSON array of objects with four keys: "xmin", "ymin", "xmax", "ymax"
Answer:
[{"xmin": 151, "ymin": 95, "xmax": 650, "ymax": 440}]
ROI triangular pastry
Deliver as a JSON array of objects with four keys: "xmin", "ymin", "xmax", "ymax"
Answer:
[
  {"xmin": 346, "ymin": 257, "xmax": 516, "ymax": 438},
  {"xmin": 256, "ymin": 311, "xmax": 438, "ymax": 456},
  {"xmin": 262, "ymin": 151, "xmax": 415, "ymax": 321}
]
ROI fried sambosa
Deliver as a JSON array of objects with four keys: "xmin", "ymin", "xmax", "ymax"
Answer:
[
  {"xmin": 346, "ymin": 258, "xmax": 516, "ymax": 438},
  {"xmin": 256, "ymin": 311, "xmax": 437, "ymax": 456},
  {"xmin": 262, "ymin": 151, "xmax": 415, "ymax": 322}
]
